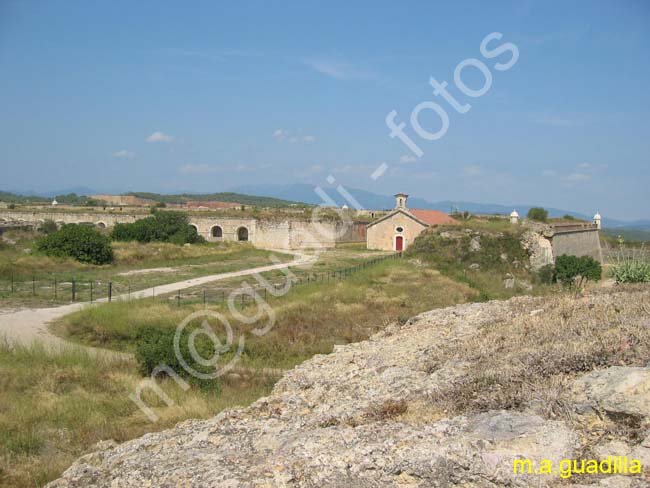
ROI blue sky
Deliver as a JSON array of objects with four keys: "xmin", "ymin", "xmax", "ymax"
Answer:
[{"xmin": 1, "ymin": 0, "xmax": 649, "ymax": 220}]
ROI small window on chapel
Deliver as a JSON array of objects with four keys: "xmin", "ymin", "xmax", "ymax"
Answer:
[{"xmin": 396, "ymin": 226, "xmax": 404, "ymax": 233}]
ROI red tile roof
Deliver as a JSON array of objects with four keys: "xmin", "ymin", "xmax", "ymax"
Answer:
[{"xmin": 409, "ymin": 209, "xmax": 458, "ymax": 226}]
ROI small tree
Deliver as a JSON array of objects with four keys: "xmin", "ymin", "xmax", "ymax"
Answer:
[
  {"xmin": 39, "ymin": 219, "xmax": 58, "ymax": 234},
  {"xmin": 37, "ymin": 224, "xmax": 114, "ymax": 264},
  {"xmin": 527, "ymin": 207, "xmax": 549, "ymax": 222},
  {"xmin": 554, "ymin": 254, "xmax": 602, "ymax": 288}
]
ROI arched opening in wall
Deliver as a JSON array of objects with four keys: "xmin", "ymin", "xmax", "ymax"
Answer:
[
  {"xmin": 96, "ymin": 222, "xmax": 107, "ymax": 229},
  {"xmin": 211, "ymin": 225, "xmax": 223, "ymax": 239},
  {"xmin": 189, "ymin": 224, "xmax": 200, "ymax": 237},
  {"xmin": 237, "ymin": 226, "xmax": 249, "ymax": 241}
]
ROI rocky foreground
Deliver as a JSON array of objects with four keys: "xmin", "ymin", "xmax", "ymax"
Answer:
[{"xmin": 50, "ymin": 287, "xmax": 650, "ymax": 487}]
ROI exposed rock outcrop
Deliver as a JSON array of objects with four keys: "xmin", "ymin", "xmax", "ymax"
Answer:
[{"xmin": 49, "ymin": 290, "xmax": 650, "ymax": 488}]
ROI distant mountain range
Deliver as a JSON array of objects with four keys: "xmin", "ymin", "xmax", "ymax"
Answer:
[
  {"xmin": 231, "ymin": 183, "xmax": 650, "ymax": 231},
  {"xmin": 3, "ymin": 185, "xmax": 649, "ymax": 233}
]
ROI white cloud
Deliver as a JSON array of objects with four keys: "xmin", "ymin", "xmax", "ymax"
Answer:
[
  {"xmin": 146, "ymin": 131, "xmax": 174, "ymax": 143},
  {"xmin": 578, "ymin": 162, "xmax": 591, "ymax": 169},
  {"xmin": 305, "ymin": 59, "xmax": 372, "ymax": 80},
  {"xmin": 273, "ymin": 129, "xmax": 287, "ymax": 141},
  {"xmin": 112, "ymin": 150, "xmax": 135, "ymax": 159},
  {"xmin": 542, "ymin": 169, "xmax": 558, "ymax": 177},
  {"xmin": 399, "ymin": 154, "xmax": 417, "ymax": 164},
  {"xmin": 273, "ymin": 129, "xmax": 315, "ymax": 144},
  {"xmin": 463, "ymin": 165, "xmax": 483, "ymax": 177},
  {"xmin": 565, "ymin": 172, "xmax": 592, "ymax": 182},
  {"xmin": 179, "ymin": 164, "xmax": 217, "ymax": 175}
]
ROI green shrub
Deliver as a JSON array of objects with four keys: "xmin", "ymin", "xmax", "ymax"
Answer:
[
  {"xmin": 38, "ymin": 219, "xmax": 58, "ymax": 234},
  {"xmin": 611, "ymin": 258, "xmax": 650, "ymax": 283},
  {"xmin": 527, "ymin": 207, "xmax": 549, "ymax": 222},
  {"xmin": 554, "ymin": 255, "xmax": 602, "ymax": 288},
  {"xmin": 36, "ymin": 224, "xmax": 113, "ymax": 264},
  {"xmin": 134, "ymin": 326, "xmax": 223, "ymax": 392},
  {"xmin": 111, "ymin": 211, "xmax": 203, "ymax": 244},
  {"xmin": 537, "ymin": 264, "xmax": 555, "ymax": 284}
]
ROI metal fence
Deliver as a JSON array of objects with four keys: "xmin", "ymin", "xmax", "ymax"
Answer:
[
  {"xmin": 163, "ymin": 251, "xmax": 403, "ymax": 308},
  {"xmin": 0, "ymin": 252, "xmax": 403, "ymax": 305},
  {"xmin": 0, "ymin": 276, "xmax": 121, "ymax": 303}
]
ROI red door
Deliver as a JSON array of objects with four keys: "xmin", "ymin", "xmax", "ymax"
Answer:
[{"xmin": 395, "ymin": 235, "xmax": 404, "ymax": 251}]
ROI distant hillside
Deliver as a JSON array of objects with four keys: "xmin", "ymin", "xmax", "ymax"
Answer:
[
  {"xmin": 231, "ymin": 183, "xmax": 649, "ymax": 230},
  {"xmin": 602, "ymin": 228, "xmax": 650, "ymax": 243},
  {"xmin": 126, "ymin": 192, "xmax": 309, "ymax": 208},
  {"xmin": 0, "ymin": 191, "xmax": 49, "ymax": 204},
  {"xmin": 0, "ymin": 191, "xmax": 98, "ymax": 205}
]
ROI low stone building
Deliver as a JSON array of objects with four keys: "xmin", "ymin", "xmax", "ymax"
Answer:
[{"xmin": 366, "ymin": 193, "xmax": 458, "ymax": 251}]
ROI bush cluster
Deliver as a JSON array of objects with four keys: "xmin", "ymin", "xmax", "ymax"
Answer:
[
  {"xmin": 134, "ymin": 326, "xmax": 223, "ymax": 391},
  {"xmin": 37, "ymin": 224, "xmax": 114, "ymax": 265},
  {"xmin": 527, "ymin": 207, "xmax": 549, "ymax": 222},
  {"xmin": 553, "ymin": 254, "xmax": 602, "ymax": 287},
  {"xmin": 111, "ymin": 211, "xmax": 203, "ymax": 245},
  {"xmin": 38, "ymin": 219, "xmax": 58, "ymax": 234}
]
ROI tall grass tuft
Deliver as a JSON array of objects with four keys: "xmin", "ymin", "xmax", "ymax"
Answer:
[{"xmin": 610, "ymin": 246, "xmax": 650, "ymax": 283}]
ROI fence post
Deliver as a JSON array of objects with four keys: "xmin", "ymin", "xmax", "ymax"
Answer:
[
  {"xmin": 177, "ymin": 290, "xmax": 181, "ymax": 307},
  {"xmin": 54, "ymin": 277, "xmax": 57, "ymax": 300},
  {"xmin": 72, "ymin": 279, "xmax": 76, "ymax": 302},
  {"xmin": 90, "ymin": 281, "xmax": 93, "ymax": 303},
  {"xmin": 108, "ymin": 282, "xmax": 112, "ymax": 302},
  {"xmin": 203, "ymin": 289, "xmax": 206, "ymax": 306},
  {"xmin": 152, "ymin": 286, "xmax": 155, "ymax": 301}
]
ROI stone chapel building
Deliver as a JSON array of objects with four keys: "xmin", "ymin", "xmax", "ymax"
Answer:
[{"xmin": 366, "ymin": 193, "xmax": 458, "ymax": 251}]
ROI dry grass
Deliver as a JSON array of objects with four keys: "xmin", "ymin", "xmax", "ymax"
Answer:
[
  {"xmin": 425, "ymin": 285, "xmax": 650, "ymax": 426},
  {"xmin": 0, "ymin": 340, "xmax": 275, "ymax": 488},
  {"xmin": 55, "ymin": 258, "xmax": 475, "ymax": 369}
]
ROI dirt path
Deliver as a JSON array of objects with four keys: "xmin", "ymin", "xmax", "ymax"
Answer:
[{"xmin": 0, "ymin": 252, "xmax": 316, "ymax": 354}]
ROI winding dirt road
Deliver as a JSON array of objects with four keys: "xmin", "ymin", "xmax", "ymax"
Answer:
[{"xmin": 0, "ymin": 252, "xmax": 316, "ymax": 354}]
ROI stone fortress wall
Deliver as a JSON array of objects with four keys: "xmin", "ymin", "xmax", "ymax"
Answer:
[
  {"xmin": 523, "ymin": 221, "xmax": 603, "ymax": 269},
  {"xmin": 0, "ymin": 209, "xmax": 366, "ymax": 250}
]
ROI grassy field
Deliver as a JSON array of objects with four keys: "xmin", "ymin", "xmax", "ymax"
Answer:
[
  {"xmin": 0, "ymin": 230, "xmax": 292, "ymax": 307},
  {"xmin": 54, "ymin": 256, "xmax": 474, "ymax": 369},
  {"xmin": 4, "ymin": 254, "xmax": 475, "ymax": 486},
  {"xmin": 0, "ymin": 340, "xmax": 275, "ymax": 488}
]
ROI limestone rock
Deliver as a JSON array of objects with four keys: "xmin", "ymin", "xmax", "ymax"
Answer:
[
  {"xmin": 570, "ymin": 366, "xmax": 650, "ymax": 417},
  {"xmin": 521, "ymin": 231, "xmax": 554, "ymax": 270},
  {"xmin": 49, "ymin": 293, "xmax": 650, "ymax": 488},
  {"xmin": 470, "ymin": 236, "xmax": 481, "ymax": 251}
]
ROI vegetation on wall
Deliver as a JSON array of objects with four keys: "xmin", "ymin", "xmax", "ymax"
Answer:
[
  {"xmin": 406, "ymin": 222, "xmax": 534, "ymax": 300},
  {"xmin": 38, "ymin": 219, "xmax": 58, "ymax": 234},
  {"xmin": 527, "ymin": 207, "xmax": 549, "ymax": 222},
  {"xmin": 36, "ymin": 224, "xmax": 114, "ymax": 265},
  {"xmin": 111, "ymin": 211, "xmax": 203, "ymax": 245}
]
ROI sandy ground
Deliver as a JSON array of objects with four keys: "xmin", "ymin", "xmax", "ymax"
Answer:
[{"xmin": 0, "ymin": 252, "xmax": 315, "ymax": 355}]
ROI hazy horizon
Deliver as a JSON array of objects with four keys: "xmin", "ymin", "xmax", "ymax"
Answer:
[{"xmin": 1, "ymin": 1, "xmax": 649, "ymax": 220}]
